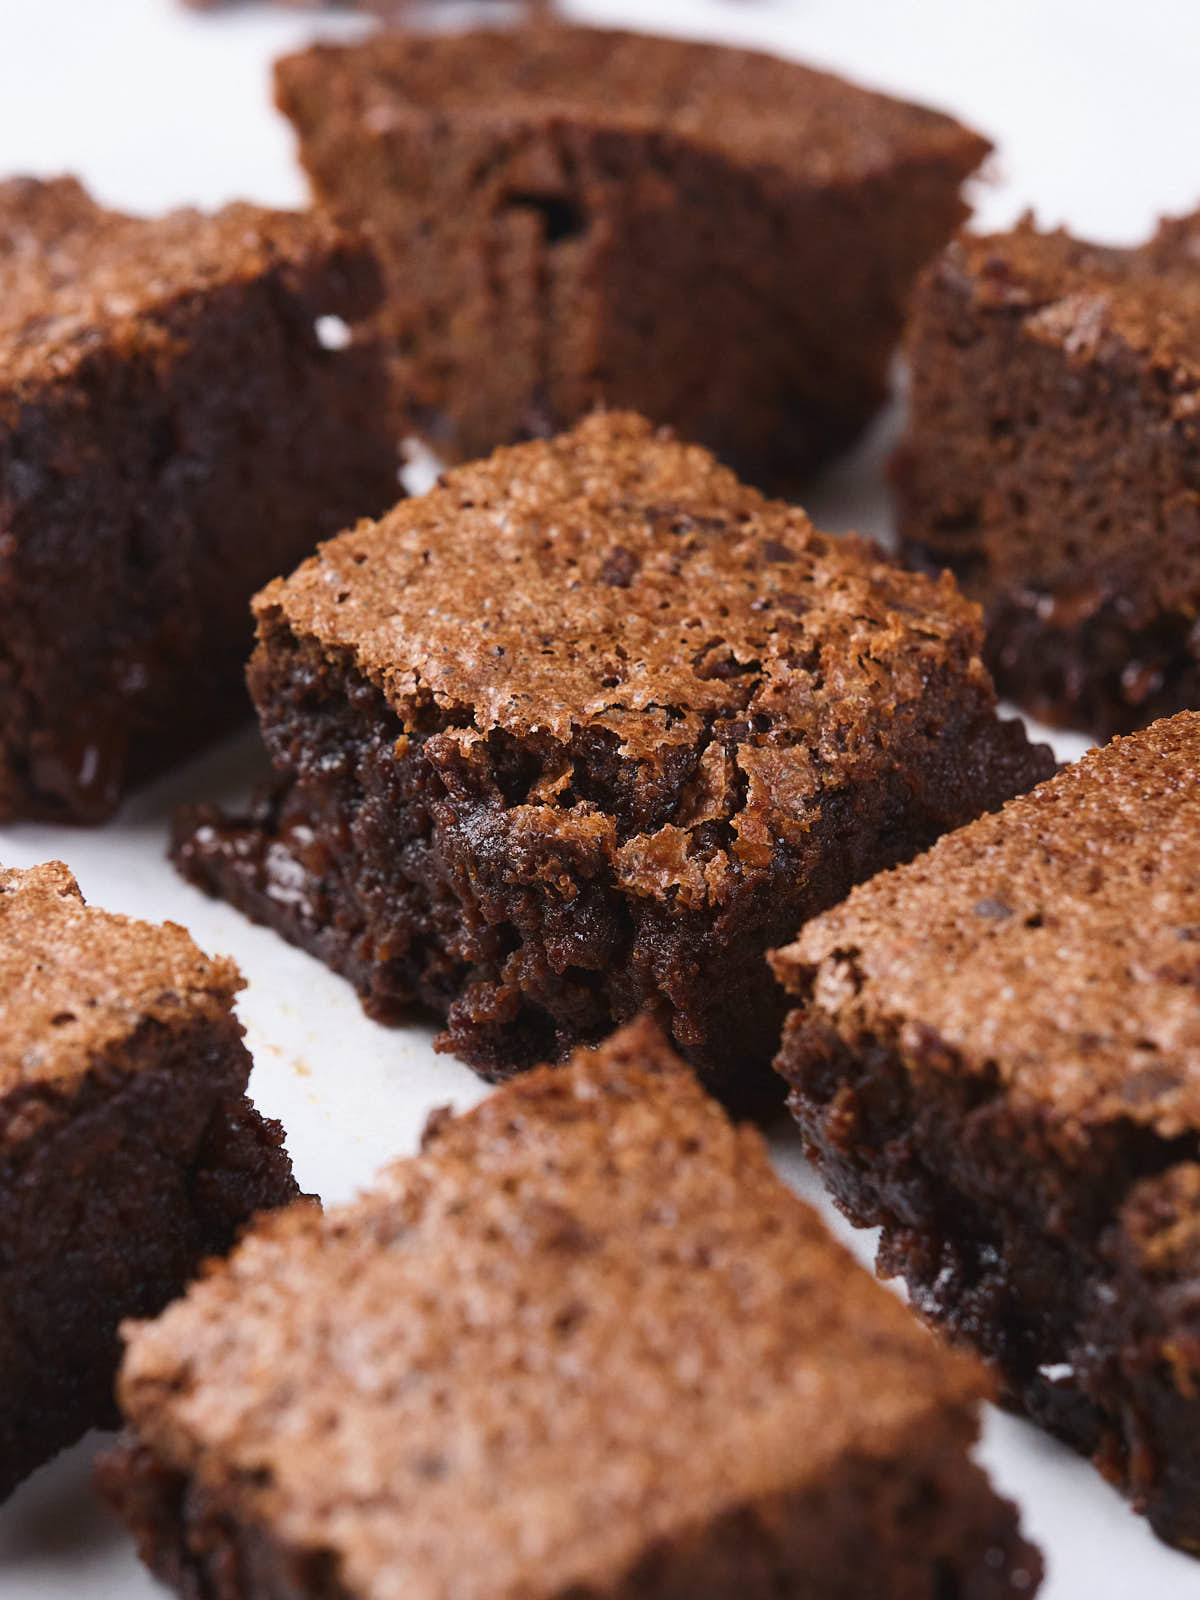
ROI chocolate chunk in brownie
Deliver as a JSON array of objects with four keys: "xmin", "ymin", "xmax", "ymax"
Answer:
[
  {"xmin": 892, "ymin": 212, "xmax": 1200, "ymax": 739},
  {"xmin": 0, "ymin": 860, "xmax": 297, "ymax": 1498},
  {"xmin": 274, "ymin": 25, "xmax": 989, "ymax": 489},
  {"xmin": 99, "ymin": 1017, "xmax": 1041, "ymax": 1600},
  {"xmin": 772, "ymin": 710, "xmax": 1200, "ymax": 1551},
  {"xmin": 0, "ymin": 176, "xmax": 398, "ymax": 823},
  {"xmin": 172, "ymin": 411, "xmax": 1053, "ymax": 1113}
]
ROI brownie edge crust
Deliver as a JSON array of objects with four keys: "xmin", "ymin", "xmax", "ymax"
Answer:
[
  {"xmin": 771, "ymin": 712, "xmax": 1200, "ymax": 1552},
  {"xmin": 173, "ymin": 411, "xmax": 1054, "ymax": 1114},
  {"xmin": 99, "ymin": 1017, "xmax": 1041, "ymax": 1600}
]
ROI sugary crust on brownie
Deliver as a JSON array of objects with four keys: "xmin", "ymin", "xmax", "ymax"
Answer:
[
  {"xmin": 0, "ymin": 861, "xmax": 240, "ymax": 1095},
  {"xmin": 254, "ymin": 412, "xmax": 1006, "ymax": 902},
  {"xmin": 0, "ymin": 176, "xmax": 380, "ymax": 388},
  {"xmin": 275, "ymin": 25, "xmax": 989, "ymax": 182},
  {"xmin": 114, "ymin": 1017, "xmax": 990, "ymax": 1600},
  {"xmin": 771, "ymin": 711, "xmax": 1200, "ymax": 1138}
]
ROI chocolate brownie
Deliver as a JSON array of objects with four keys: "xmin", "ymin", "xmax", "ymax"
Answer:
[
  {"xmin": 893, "ymin": 212, "xmax": 1200, "ymax": 739},
  {"xmin": 172, "ymin": 411, "xmax": 1053, "ymax": 1113},
  {"xmin": 772, "ymin": 711, "xmax": 1200, "ymax": 1551},
  {"xmin": 0, "ymin": 176, "xmax": 398, "ymax": 823},
  {"xmin": 0, "ymin": 860, "xmax": 297, "ymax": 1498},
  {"xmin": 274, "ymin": 25, "xmax": 989, "ymax": 489},
  {"xmin": 99, "ymin": 1018, "xmax": 1042, "ymax": 1600}
]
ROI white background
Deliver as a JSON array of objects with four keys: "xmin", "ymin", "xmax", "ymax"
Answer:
[{"xmin": 0, "ymin": 2, "xmax": 1196, "ymax": 1595}]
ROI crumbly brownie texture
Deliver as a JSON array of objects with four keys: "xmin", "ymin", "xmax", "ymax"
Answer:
[
  {"xmin": 275, "ymin": 26, "xmax": 989, "ymax": 489},
  {"xmin": 0, "ymin": 176, "xmax": 398, "ymax": 823},
  {"xmin": 0, "ymin": 861, "xmax": 297, "ymax": 1498},
  {"xmin": 99, "ymin": 1018, "xmax": 1041, "ymax": 1600},
  {"xmin": 893, "ymin": 212, "xmax": 1200, "ymax": 739},
  {"xmin": 771, "ymin": 711, "xmax": 1200, "ymax": 1551},
  {"xmin": 173, "ymin": 412, "xmax": 1053, "ymax": 1113}
]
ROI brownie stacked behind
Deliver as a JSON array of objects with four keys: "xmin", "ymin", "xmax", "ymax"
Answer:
[
  {"xmin": 275, "ymin": 25, "xmax": 989, "ymax": 489},
  {"xmin": 893, "ymin": 212, "xmax": 1200, "ymax": 739},
  {"xmin": 0, "ymin": 861, "xmax": 297, "ymax": 1499},
  {"xmin": 173, "ymin": 411, "xmax": 1053, "ymax": 1113},
  {"xmin": 772, "ymin": 711, "xmax": 1200, "ymax": 1551},
  {"xmin": 0, "ymin": 176, "xmax": 399, "ymax": 823},
  {"xmin": 100, "ymin": 1018, "xmax": 1042, "ymax": 1600}
]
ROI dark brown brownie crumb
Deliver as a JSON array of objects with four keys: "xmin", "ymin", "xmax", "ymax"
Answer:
[
  {"xmin": 0, "ymin": 175, "xmax": 398, "ymax": 822},
  {"xmin": 772, "ymin": 711, "xmax": 1200, "ymax": 1552},
  {"xmin": 893, "ymin": 211, "xmax": 1200, "ymax": 739},
  {"xmin": 172, "ymin": 411, "xmax": 1053, "ymax": 1114},
  {"xmin": 0, "ymin": 861, "xmax": 297, "ymax": 1498},
  {"xmin": 99, "ymin": 1017, "xmax": 1041, "ymax": 1600},
  {"xmin": 275, "ymin": 24, "xmax": 989, "ymax": 489}
]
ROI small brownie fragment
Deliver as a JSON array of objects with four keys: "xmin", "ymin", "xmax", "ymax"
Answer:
[
  {"xmin": 99, "ymin": 1017, "xmax": 1041, "ymax": 1600},
  {"xmin": 893, "ymin": 212, "xmax": 1200, "ymax": 739},
  {"xmin": 275, "ymin": 25, "xmax": 989, "ymax": 489},
  {"xmin": 0, "ymin": 860, "xmax": 297, "ymax": 1498},
  {"xmin": 0, "ymin": 176, "xmax": 398, "ymax": 822},
  {"xmin": 772, "ymin": 711, "xmax": 1200, "ymax": 1551},
  {"xmin": 172, "ymin": 411, "xmax": 1053, "ymax": 1113}
]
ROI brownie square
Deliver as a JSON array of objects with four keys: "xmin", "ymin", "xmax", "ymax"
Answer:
[
  {"xmin": 892, "ymin": 212, "xmax": 1200, "ymax": 739},
  {"xmin": 99, "ymin": 1017, "xmax": 1041, "ymax": 1600},
  {"xmin": 0, "ymin": 860, "xmax": 297, "ymax": 1498},
  {"xmin": 275, "ymin": 25, "xmax": 989, "ymax": 489},
  {"xmin": 173, "ymin": 411, "xmax": 1053, "ymax": 1113},
  {"xmin": 772, "ymin": 711, "xmax": 1200, "ymax": 1551},
  {"xmin": 0, "ymin": 176, "xmax": 398, "ymax": 822}
]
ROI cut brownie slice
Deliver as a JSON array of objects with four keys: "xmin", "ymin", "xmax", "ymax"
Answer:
[
  {"xmin": 0, "ymin": 176, "xmax": 398, "ymax": 823},
  {"xmin": 0, "ymin": 860, "xmax": 297, "ymax": 1499},
  {"xmin": 99, "ymin": 1018, "xmax": 1042, "ymax": 1600},
  {"xmin": 172, "ymin": 411, "xmax": 1053, "ymax": 1113},
  {"xmin": 275, "ymin": 25, "xmax": 989, "ymax": 488},
  {"xmin": 772, "ymin": 711, "xmax": 1200, "ymax": 1551},
  {"xmin": 893, "ymin": 212, "xmax": 1200, "ymax": 739}
]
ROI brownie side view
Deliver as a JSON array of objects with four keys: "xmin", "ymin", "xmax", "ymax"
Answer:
[
  {"xmin": 99, "ymin": 1017, "xmax": 1041, "ymax": 1600},
  {"xmin": 771, "ymin": 711, "xmax": 1200, "ymax": 1551},
  {"xmin": 172, "ymin": 411, "xmax": 1053, "ymax": 1114},
  {"xmin": 892, "ymin": 213, "xmax": 1200, "ymax": 739},
  {"xmin": 275, "ymin": 26, "xmax": 989, "ymax": 490},
  {"xmin": 0, "ymin": 176, "xmax": 398, "ymax": 823},
  {"xmin": 0, "ymin": 861, "xmax": 297, "ymax": 1498}
]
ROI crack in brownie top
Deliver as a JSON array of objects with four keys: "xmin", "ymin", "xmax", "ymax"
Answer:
[
  {"xmin": 280, "ymin": 27, "xmax": 989, "ymax": 182},
  {"xmin": 772, "ymin": 711, "xmax": 1200, "ymax": 1138},
  {"xmin": 256, "ymin": 412, "xmax": 998, "ymax": 893},
  {"xmin": 0, "ymin": 176, "xmax": 374, "ymax": 390},
  {"xmin": 0, "ymin": 861, "xmax": 240, "ymax": 1094}
]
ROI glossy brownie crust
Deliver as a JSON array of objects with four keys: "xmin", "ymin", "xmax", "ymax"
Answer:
[
  {"xmin": 276, "ymin": 26, "xmax": 988, "ymax": 489},
  {"xmin": 893, "ymin": 214, "xmax": 1200, "ymax": 739},
  {"xmin": 0, "ymin": 863, "xmax": 297, "ymax": 1496},
  {"xmin": 0, "ymin": 177, "xmax": 397, "ymax": 822},
  {"xmin": 174, "ymin": 413, "xmax": 1052, "ymax": 1114},
  {"xmin": 772, "ymin": 714, "xmax": 1200, "ymax": 1551},
  {"xmin": 100, "ymin": 1019, "xmax": 1040, "ymax": 1600}
]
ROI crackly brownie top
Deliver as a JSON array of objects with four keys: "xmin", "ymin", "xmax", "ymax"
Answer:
[
  {"xmin": 276, "ymin": 25, "xmax": 989, "ymax": 183},
  {"xmin": 257, "ymin": 412, "xmax": 1007, "ymax": 883},
  {"xmin": 773, "ymin": 712, "xmax": 1200, "ymax": 1139},
  {"xmin": 118, "ymin": 1017, "xmax": 984, "ymax": 1600},
  {"xmin": 0, "ymin": 175, "xmax": 375, "ymax": 389},
  {"xmin": 937, "ymin": 212, "xmax": 1200, "ymax": 399},
  {"xmin": 0, "ymin": 861, "xmax": 240, "ymax": 1094}
]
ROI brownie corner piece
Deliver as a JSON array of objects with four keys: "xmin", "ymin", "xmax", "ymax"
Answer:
[
  {"xmin": 892, "ymin": 210, "xmax": 1200, "ymax": 739},
  {"xmin": 100, "ymin": 1016, "xmax": 1041, "ymax": 1600},
  {"xmin": 771, "ymin": 709, "xmax": 1200, "ymax": 1551},
  {"xmin": 0, "ymin": 174, "xmax": 399, "ymax": 823},
  {"xmin": 0, "ymin": 859, "xmax": 297, "ymax": 1498},
  {"xmin": 173, "ymin": 410, "xmax": 1053, "ymax": 1113},
  {"xmin": 274, "ymin": 24, "xmax": 989, "ymax": 487}
]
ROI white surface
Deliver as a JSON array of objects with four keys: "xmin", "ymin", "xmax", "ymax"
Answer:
[{"xmin": 0, "ymin": 1, "xmax": 1195, "ymax": 1594}]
